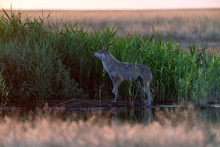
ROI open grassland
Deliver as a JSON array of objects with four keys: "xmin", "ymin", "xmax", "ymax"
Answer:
[
  {"xmin": 1, "ymin": 9, "xmax": 220, "ymax": 51},
  {"xmin": 0, "ymin": 107, "xmax": 220, "ymax": 147},
  {"xmin": 0, "ymin": 9, "xmax": 220, "ymax": 106}
]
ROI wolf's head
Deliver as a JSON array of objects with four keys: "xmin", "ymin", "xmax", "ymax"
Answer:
[{"xmin": 92, "ymin": 46, "xmax": 110, "ymax": 60}]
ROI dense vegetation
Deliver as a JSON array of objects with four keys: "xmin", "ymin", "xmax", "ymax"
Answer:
[{"xmin": 0, "ymin": 10, "xmax": 220, "ymax": 106}]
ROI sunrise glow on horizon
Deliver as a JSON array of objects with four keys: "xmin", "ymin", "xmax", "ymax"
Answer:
[{"xmin": 1, "ymin": 0, "xmax": 220, "ymax": 10}]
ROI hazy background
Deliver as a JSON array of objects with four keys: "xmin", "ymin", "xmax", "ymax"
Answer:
[{"xmin": 1, "ymin": 0, "xmax": 220, "ymax": 10}]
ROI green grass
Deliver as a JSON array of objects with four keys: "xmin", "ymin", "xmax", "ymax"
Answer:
[{"xmin": 0, "ymin": 10, "xmax": 220, "ymax": 106}]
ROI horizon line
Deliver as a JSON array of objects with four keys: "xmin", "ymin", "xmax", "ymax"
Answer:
[{"xmin": 1, "ymin": 7, "xmax": 220, "ymax": 11}]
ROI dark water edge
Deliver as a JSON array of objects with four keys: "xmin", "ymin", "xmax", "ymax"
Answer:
[{"xmin": 1, "ymin": 103, "xmax": 220, "ymax": 125}]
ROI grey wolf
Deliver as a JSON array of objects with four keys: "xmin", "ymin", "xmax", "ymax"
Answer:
[{"xmin": 92, "ymin": 46, "xmax": 155, "ymax": 107}]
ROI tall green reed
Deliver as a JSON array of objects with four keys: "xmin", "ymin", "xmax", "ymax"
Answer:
[
  {"xmin": 0, "ymin": 72, "xmax": 9, "ymax": 106},
  {"xmin": 0, "ymin": 10, "xmax": 219, "ymax": 105},
  {"xmin": 0, "ymin": 10, "xmax": 83, "ymax": 105}
]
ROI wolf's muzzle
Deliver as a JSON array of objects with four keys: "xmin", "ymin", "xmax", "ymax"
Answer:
[{"xmin": 92, "ymin": 53, "xmax": 95, "ymax": 57}]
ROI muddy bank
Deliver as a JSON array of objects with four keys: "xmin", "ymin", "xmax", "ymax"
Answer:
[
  {"xmin": 2, "ymin": 98, "xmax": 148, "ymax": 112},
  {"xmin": 2, "ymin": 97, "xmax": 219, "ymax": 112}
]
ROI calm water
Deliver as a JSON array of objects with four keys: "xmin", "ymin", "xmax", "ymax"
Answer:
[{"xmin": 1, "ymin": 105, "xmax": 220, "ymax": 125}]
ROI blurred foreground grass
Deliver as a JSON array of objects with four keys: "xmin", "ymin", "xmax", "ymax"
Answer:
[{"xmin": 0, "ymin": 106, "xmax": 220, "ymax": 147}]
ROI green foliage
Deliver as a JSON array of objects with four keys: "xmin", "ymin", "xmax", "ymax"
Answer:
[
  {"xmin": 0, "ymin": 72, "xmax": 9, "ymax": 106},
  {"xmin": 0, "ymin": 10, "xmax": 83, "ymax": 105},
  {"xmin": 0, "ymin": 10, "xmax": 219, "ymax": 105}
]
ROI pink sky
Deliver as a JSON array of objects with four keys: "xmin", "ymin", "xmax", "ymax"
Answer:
[{"xmin": 1, "ymin": 0, "xmax": 220, "ymax": 10}]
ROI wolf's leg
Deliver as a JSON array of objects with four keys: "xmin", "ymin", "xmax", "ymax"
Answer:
[
  {"xmin": 146, "ymin": 86, "xmax": 152, "ymax": 107},
  {"xmin": 138, "ymin": 77, "xmax": 148, "ymax": 104},
  {"xmin": 139, "ymin": 80, "xmax": 152, "ymax": 107},
  {"xmin": 112, "ymin": 77, "xmax": 123, "ymax": 103}
]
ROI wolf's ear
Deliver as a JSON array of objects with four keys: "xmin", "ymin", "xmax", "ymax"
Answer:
[{"xmin": 106, "ymin": 46, "xmax": 110, "ymax": 53}]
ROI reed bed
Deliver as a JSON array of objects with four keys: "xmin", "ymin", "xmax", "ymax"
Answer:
[
  {"xmin": 0, "ymin": 10, "xmax": 220, "ymax": 106},
  {"xmin": 0, "ymin": 107, "xmax": 220, "ymax": 147}
]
